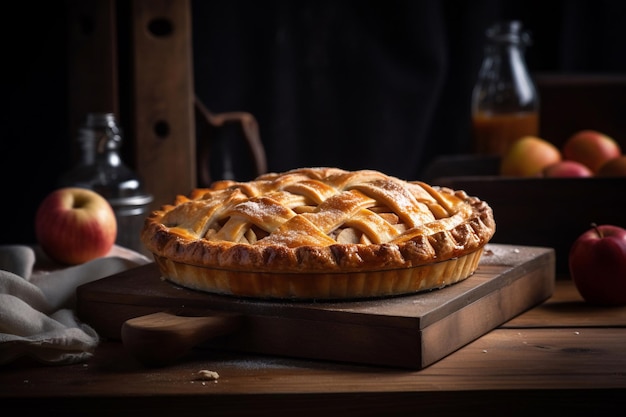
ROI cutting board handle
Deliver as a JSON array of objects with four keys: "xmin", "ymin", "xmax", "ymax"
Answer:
[{"xmin": 121, "ymin": 311, "xmax": 243, "ymax": 366}]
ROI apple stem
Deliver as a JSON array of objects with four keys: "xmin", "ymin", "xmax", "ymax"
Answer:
[{"xmin": 591, "ymin": 222, "xmax": 603, "ymax": 238}]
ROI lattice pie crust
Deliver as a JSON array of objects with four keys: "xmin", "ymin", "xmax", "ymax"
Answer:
[{"xmin": 141, "ymin": 167, "xmax": 496, "ymax": 300}]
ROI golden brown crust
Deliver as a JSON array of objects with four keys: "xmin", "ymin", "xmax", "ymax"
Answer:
[
  {"xmin": 151, "ymin": 248, "xmax": 484, "ymax": 300},
  {"xmin": 141, "ymin": 167, "xmax": 496, "ymax": 299}
]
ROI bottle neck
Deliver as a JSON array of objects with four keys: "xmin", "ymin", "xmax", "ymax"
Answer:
[
  {"xmin": 61, "ymin": 115, "xmax": 146, "ymax": 199},
  {"xmin": 76, "ymin": 127, "xmax": 124, "ymax": 164},
  {"xmin": 474, "ymin": 40, "xmax": 537, "ymax": 112},
  {"xmin": 481, "ymin": 41, "xmax": 527, "ymax": 74}
]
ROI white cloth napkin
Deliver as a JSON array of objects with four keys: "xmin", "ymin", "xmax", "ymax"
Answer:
[{"xmin": 0, "ymin": 245, "xmax": 151, "ymax": 365}]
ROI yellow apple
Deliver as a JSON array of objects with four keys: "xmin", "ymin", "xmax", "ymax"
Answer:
[
  {"xmin": 500, "ymin": 136, "xmax": 562, "ymax": 177},
  {"xmin": 562, "ymin": 130, "xmax": 622, "ymax": 173},
  {"xmin": 35, "ymin": 187, "xmax": 118, "ymax": 265}
]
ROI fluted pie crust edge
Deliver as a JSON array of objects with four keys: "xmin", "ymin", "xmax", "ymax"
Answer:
[
  {"xmin": 141, "ymin": 167, "xmax": 496, "ymax": 300},
  {"xmin": 152, "ymin": 249, "xmax": 484, "ymax": 300}
]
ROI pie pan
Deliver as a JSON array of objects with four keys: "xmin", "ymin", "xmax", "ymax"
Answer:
[{"xmin": 152, "ymin": 248, "xmax": 484, "ymax": 301}]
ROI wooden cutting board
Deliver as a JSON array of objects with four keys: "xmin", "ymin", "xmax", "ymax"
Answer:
[{"xmin": 76, "ymin": 243, "xmax": 555, "ymax": 369}]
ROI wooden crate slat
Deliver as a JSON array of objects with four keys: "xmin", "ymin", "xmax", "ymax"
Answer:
[
  {"xmin": 131, "ymin": 0, "xmax": 196, "ymax": 210},
  {"xmin": 66, "ymin": 0, "xmax": 118, "ymax": 160}
]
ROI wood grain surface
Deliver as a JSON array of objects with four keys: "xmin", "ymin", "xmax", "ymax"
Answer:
[
  {"xmin": 75, "ymin": 244, "xmax": 555, "ymax": 369},
  {"xmin": 2, "ymin": 278, "xmax": 625, "ymax": 416}
]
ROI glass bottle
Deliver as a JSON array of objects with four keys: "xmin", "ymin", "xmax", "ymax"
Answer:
[
  {"xmin": 471, "ymin": 20, "xmax": 539, "ymax": 157},
  {"xmin": 59, "ymin": 113, "xmax": 153, "ymax": 254}
]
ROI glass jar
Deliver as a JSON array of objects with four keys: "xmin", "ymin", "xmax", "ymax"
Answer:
[
  {"xmin": 471, "ymin": 20, "xmax": 539, "ymax": 157},
  {"xmin": 59, "ymin": 113, "xmax": 153, "ymax": 254}
]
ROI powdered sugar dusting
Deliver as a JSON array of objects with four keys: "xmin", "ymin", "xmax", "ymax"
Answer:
[
  {"xmin": 235, "ymin": 199, "xmax": 288, "ymax": 220},
  {"xmin": 479, "ymin": 244, "xmax": 533, "ymax": 266},
  {"xmin": 217, "ymin": 357, "xmax": 299, "ymax": 370}
]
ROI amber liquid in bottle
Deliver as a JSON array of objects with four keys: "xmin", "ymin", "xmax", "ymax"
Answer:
[
  {"xmin": 472, "ymin": 111, "xmax": 539, "ymax": 156},
  {"xmin": 471, "ymin": 21, "xmax": 539, "ymax": 157}
]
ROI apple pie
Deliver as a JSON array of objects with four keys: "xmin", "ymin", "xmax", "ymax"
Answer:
[{"xmin": 141, "ymin": 167, "xmax": 496, "ymax": 300}]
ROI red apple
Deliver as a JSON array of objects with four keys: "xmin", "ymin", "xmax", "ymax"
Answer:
[
  {"xmin": 562, "ymin": 130, "xmax": 622, "ymax": 173},
  {"xmin": 35, "ymin": 187, "xmax": 117, "ymax": 265},
  {"xmin": 569, "ymin": 223, "xmax": 626, "ymax": 306},
  {"xmin": 542, "ymin": 160, "xmax": 593, "ymax": 178},
  {"xmin": 596, "ymin": 155, "xmax": 626, "ymax": 177}
]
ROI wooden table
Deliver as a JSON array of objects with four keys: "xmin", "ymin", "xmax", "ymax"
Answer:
[{"xmin": 2, "ymin": 279, "xmax": 625, "ymax": 416}]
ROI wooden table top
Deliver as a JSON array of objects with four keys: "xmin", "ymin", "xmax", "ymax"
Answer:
[{"xmin": 2, "ymin": 279, "xmax": 625, "ymax": 416}]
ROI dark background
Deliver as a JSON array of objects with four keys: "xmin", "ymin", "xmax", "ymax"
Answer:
[{"xmin": 2, "ymin": 0, "xmax": 626, "ymax": 245}]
